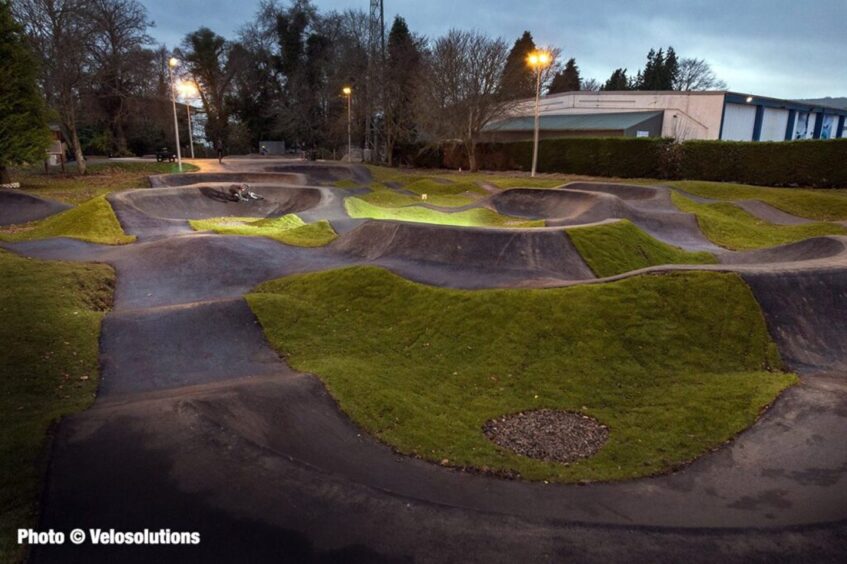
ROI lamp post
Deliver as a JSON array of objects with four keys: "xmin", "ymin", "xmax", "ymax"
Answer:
[
  {"xmin": 186, "ymin": 104, "xmax": 195, "ymax": 159},
  {"xmin": 527, "ymin": 50, "xmax": 552, "ymax": 177},
  {"xmin": 342, "ymin": 86, "xmax": 353, "ymax": 162},
  {"xmin": 177, "ymin": 80, "xmax": 199, "ymax": 159},
  {"xmin": 167, "ymin": 57, "xmax": 183, "ymax": 172}
]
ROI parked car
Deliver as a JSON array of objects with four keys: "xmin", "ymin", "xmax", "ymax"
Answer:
[{"xmin": 156, "ymin": 148, "xmax": 176, "ymax": 162}]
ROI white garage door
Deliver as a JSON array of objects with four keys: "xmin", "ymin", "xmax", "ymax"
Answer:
[
  {"xmin": 721, "ymin": 103, "xmax": 757, "ymax": 141},
  {"xmin": 759, "ymin": 108, "xmax": 789, "ymax": 141}
]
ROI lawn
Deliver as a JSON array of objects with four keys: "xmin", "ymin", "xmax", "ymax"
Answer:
[
  {"xmin": 0, "ymin": 195, "xmax": 135, "ymax": 245},
  {"xmin": 345, "ymin": 197, "xmax": 544, "ymax": 228},
  {"xmin": 672, "ymin": 192, "xmax": 847, "ymax": 251},
  {"xmin": 567, "ymin": 220, "xmax": 717, "ymax": 277},
  {"xmin": 357, "ymin": 184, "xmax": 478, "ymax": 208},
  {"xmin": 190, "ymin": 214, "xmax": 338, "ymax": 247},
  {"xmin": 668, "ymin": 180, "xmax": 847, "ymax": 221},
  {"xmin": 248, "ymin": 266, "xmax": 795, "ymax": 483},
  {"xmin": 11, "ymin": 161, "xmax": 199, "ymax": 205},
  {"xmin": 364, "ymin": 165, "xmax": 569, "ymax": 190},
  {"xmin": 0, "ymin": 250, "xmax": 115, "ymax": 562}
]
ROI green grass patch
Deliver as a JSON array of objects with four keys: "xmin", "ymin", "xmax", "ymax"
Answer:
[
  {"xmin": 668, "ymin": 180, "xmax": 847, "ymax": 221},
  {"xmin": 333, "ymin": 179, "xmax": 363, "ymax": 189},
  {"xmin": 672, "ymin": 192, "xmax": 847, "ymax": 251},
  {"xmin": 345, "ymin": 197, "xmax": 543, "ymax": 228},
  {"xmin": 567, "ymin": 220, "xmax": 717, "ymax": 277},
  {"xmin": 0, "ymin": 195, "xmax": 135, "ymax": 245},
  {"xmin": 359, "ymin": 187, "xmax": 476, "ymax": 208},
  {"xmin": 12, "ymin": 161, "xmax": 199, "ymax": 205},
  {"xmin": 248, "ymin": 266, "xmax": 795, "ymax": 483},
  {"xmin": 190, "ymin": 214, "xmax": 337, "ymax": 247},
  {"xmin": 0, "ymin": 250, "xmax": 115, "ymax": 562}
]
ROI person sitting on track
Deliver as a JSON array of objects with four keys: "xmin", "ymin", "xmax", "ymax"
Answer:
[{"xmin": 228, "ymin": 184, "xmax": 265, "ymax": 202}]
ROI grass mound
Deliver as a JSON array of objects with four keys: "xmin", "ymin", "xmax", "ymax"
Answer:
[
  {"xmin": 0, "ymin": 195, "xmax": 135, "ymax": 245},
  {"xmin": 248, "ymin": 266, "xmax": 795, "ymax": 483},
  {"xmin": 672, "ymin": 192, "xmax": 846, "ymax": 251},
  {"xmin": 190, "ymin": 214, "xmax": 337, "ymax": 247},
  {"xmin": 345, "ymin": 197, "xmax": 543, "ymax": 228},
  {"xmin": 13, "ymin": 161, "xmax": 199, "ymax": 204},
  {"xmin": 567, "ymin": 220, "xmax": 717, "ymax": 277},
  {"xmin": 0, "ymin": 250, "xmax": 115, "ymax": 561},
  {"xmin": 358, "ymin": 186, "xmax": 476, "ymax": 208},
  {"xmin": 669, "ymin": 180, "xmax": 847, "ymax": 221}
]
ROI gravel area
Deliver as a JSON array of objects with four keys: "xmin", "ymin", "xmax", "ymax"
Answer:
[{"xmin": 483, "ymin": 409, "xmax": 609, "ymax": 464}]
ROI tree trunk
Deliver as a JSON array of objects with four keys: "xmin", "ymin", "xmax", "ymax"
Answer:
[
  {"xmin": 466, "ymin": 139, "xmax": 479, "ymax": 172},
  {"xmin": 112, "ymin": 115, "xmax": 128, "ymax": 156},
  {"xmin": 0, "ymin": 165, "xmax": 11, "ymax": 185},
  {"xmin": 386, "ymin": 133, "xmax": 395, "ymax": 167},
  {"xmin": 70, "ymin": 126, "xmax": 86, "ymax": 175},
  {"xmin": 63, "ymin": 104, "xmax": 86, "ymax": 175}
]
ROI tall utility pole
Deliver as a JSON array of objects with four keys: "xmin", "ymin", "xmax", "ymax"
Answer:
[
  {"xmin": 167, "ymin": 57, "xmax": 183, "ymax": 172},
  {"xmin": 366, "ymin": 0, "xmax": 385, "ymax": 162}
]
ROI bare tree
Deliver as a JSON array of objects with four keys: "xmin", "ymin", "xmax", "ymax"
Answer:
[
  {"xmin": 13, "ymin": 0, "xmax": 94, "ymax": 173},
  {"xmin": 416, "ymin": 29, "xmax": 511, "ymax": 172},
  {"xmin": 674, "ymin": 58, "xmax": 727, "ymax": 91},
  {"xmin": 581, "ymin": 78, "xmax": 601, "ymax": 91},
  {"xmin": 85, "ymin": 0, "xmax": 152, "ymax": 155}
]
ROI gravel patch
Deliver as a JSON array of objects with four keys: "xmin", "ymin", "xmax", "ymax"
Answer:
[{"xmin": 483, "ymin": 409, "xmax": 609, "ymax": 464}]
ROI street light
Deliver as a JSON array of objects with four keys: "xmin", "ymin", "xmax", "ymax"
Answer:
[
  {"xmin": 177, "ymin": 80, "xmax": 199, "ymax": 159},
  {"xmin": 342, "ymin": 86, "xmax": 352, "ymax": 163},
  {"xmin": 527, "ymin": 50, "xmax": 553, "ymax": 177},
  {"xmin": 167, "ymin": 57, "xmax": 183, "ymax": 172}
]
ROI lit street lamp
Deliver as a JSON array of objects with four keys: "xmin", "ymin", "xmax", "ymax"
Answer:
[
  {"xmin": 527, "ymin": 50, "xmax": 553, "ymax": 177},
  {"xmin": 342, "ymin": 86, "xmax": 353, "ymax": 162},
  {"xmin": 167, "ymin": 57, "xmax": 183, "ymax": 172},
  {"xmin": 177, "ymin": 80, "xmax": 200, "ymax": 159}
]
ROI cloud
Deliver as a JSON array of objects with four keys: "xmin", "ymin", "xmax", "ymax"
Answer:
[{"xmin": 141, "ymin": 0, "xmax": 846, "ymax": 98}]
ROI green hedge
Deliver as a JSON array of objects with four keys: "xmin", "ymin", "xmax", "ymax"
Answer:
[
  {"xmin": 679, "ymin": 139, "xmax": 847, "ymax": 187},
  {"xmin": 398, "ymin": 137, "xmax": 847, "ymax": 188}
]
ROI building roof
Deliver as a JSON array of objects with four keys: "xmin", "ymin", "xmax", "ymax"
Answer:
[{"xmin": 484, "ymin": 111, "xmax": 663, "ymax": 132}]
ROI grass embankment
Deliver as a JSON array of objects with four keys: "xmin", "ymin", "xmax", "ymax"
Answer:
[
  {"xmin": 668, "ymin": 180, "xmax": 847, "ymax": 221},
  {"xmin": 190, "ymin": 214, "xmax": 337, "ymax": 247},
  {"xmin": 672, "ymin": 192, "xmax": 846, "ymax": 251},
  {"xmin": 364, "ymin": 165, "xmax": 567, "ymax": 189},
  {"xmin": 0, "ymin": 250, "xmax": 115, "ymax": 562},
  {"xmin": 345, "ymin": 197, "xmax": 543, "ymax": 228},
  {"xmin": 567, "ymin": 220, "xmax": 717, "ymax": 277},
  {"xmin": 248, "ymin": 266, "xmax": 795, "ymax": 483},
  {"xmin": 12, "ymin": 161, "xmax": 198, "ymax": 204},
  {"xmin": 0, "ymin": 195, "xmax": 135, "ymax": 245}
]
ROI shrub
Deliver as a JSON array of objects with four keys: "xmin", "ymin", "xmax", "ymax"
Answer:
[{"xmin": 679, "ymin": 139, "xmax": 847, "ymax": 188}]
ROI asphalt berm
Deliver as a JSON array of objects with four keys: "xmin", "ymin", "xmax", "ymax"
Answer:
[{"xmin": 3, "ymin": 160, "xmax": 847, "ymax": 563}]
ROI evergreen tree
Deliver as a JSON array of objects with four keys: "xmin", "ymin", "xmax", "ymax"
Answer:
[
  {"xmin": 384, "ymin": 16, "xmax": 421, "ymax": 166},
  {"xmin": 500, "ymin": 30, "xmax": 536, "ymax": 99},
  {"xmin": 0, "ymin": 0, "xmax": 50, "ymax": 184},
  {"xmin": 663, "ymin": 46, "xmax": 679, "ymax": 90},
  {"xmin": 636, "ymin": 46, "xmax": 678, "ymax": 90},
  {"xmin": 603, "ymin": 68, "xmax": 631, "ymax": 91},
  {"xmin": 547, "ymin": 57, "xmax": 580, "ymax": 94}
]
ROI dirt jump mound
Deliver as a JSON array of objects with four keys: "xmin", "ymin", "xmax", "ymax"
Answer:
[
  {"xmin": 0, "ymin": 189, "xmax": 71, "ymax": 226},
  {"xmin": 332, "ymin": 220, "xmax": 595, "ymax": 281}
]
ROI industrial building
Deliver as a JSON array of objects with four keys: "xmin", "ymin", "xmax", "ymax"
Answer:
[{"xmin": 483, "ymin": 91, "xmax": 847, "ymax": 142}]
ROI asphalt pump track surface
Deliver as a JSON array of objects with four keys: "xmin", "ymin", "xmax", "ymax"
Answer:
[{"xmin": 3, "ymin": 161, "xmax": 847, "ymax": 562}]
